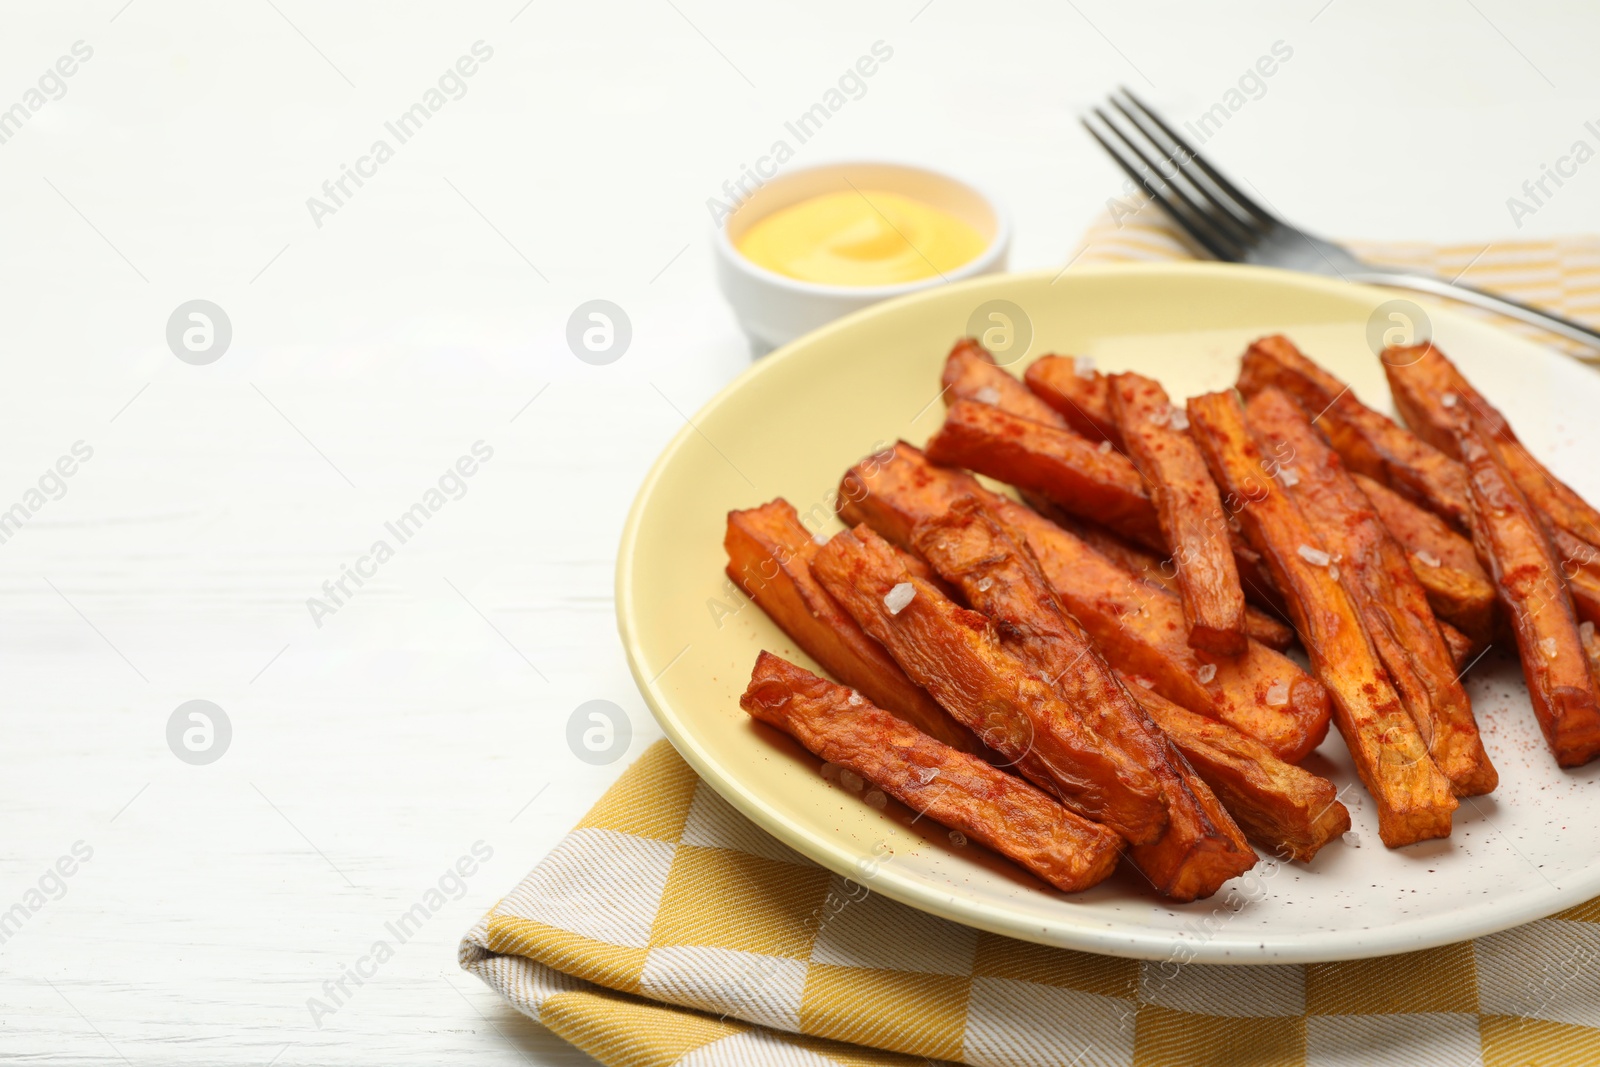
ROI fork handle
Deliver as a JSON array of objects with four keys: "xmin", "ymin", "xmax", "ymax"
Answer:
[{"xmin": 1349, "ymin": 270, "xmax": 1600, "ymax": 358}]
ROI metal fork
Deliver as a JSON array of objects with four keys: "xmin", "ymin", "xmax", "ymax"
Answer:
[{"xmin": 1083, "ymin": 89, "xmax": 1600, "ymax": 356}]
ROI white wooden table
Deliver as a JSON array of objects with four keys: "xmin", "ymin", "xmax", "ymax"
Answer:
[{"xmin": 2, "ymin": 2, "xmax": 1596, "ymax": 1062}]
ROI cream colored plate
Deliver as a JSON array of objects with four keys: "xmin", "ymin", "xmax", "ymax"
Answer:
[{"xmin": 616, "ymin": 262, "xmax": 1600, "ymax": 963}]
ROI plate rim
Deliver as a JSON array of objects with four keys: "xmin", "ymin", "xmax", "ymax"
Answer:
[{"xmin": 616, "ymin": 259, "xmax": 1600, "ymax": 963}]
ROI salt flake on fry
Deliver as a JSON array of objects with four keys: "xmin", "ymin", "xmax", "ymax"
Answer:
[
  {"xmin": 883, "ymin": 582, "xmax": 916, "ymax": 615},
  {"xmin": 1298, "ymin": 544, "xmax": 1331, "ymax": 567}
]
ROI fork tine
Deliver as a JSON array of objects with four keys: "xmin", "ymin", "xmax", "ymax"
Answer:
[
  {"xmin": 1083, "ymin": 109, "xmax": 1245, "ymax": 261},
  {"xmin": 1115, "ymin": 87, "xmax": 1280, "ymax": 229},
  {"xmin": 1082, "ymin": 114, "xmax": 1238, "ymax": 261},
  {"xmin": 1103, "ymin": 98, "xmax": 1261, "ymax": 250}
]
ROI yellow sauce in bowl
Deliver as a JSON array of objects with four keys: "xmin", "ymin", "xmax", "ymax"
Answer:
[{"xmin": 735, "ymin": 189, "xmax": 986, "ymax": 286}]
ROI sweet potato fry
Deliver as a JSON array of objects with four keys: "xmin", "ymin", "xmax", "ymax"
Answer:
[
  {"xmin": 811, "ymin": 524, "xmax": 1169, "ymax": 842},
  {"xmin": 1351, "ymin": 472, "xmax": 1496, "ymax": 643},
  {"xmin": 1383, "ymin": 341, "xmax": 1600, "ymax": 627},
  {"xmin": 1508, "ymin": 443, "xmax": 1600, "ymax": 552},
  {"xmin": 1022, "ymin": 502, "xmax": 1294, "ymax": 650},
  {"xmin": 1110, "ymin": 371, "xmax": 1248, "ymax": 656},
  {"xmin": 1583, "ymin": 621, "xmax": 1600, "ymax": 696},
  {"xmin": 910, "ymin": 498, "xmax": 1255, "ymax": 901},
  {"xmin": 724, "ymin": 500, "xmax": 979, "ymax": 752},
  {"xmin": 924, "ymin": 399, "xmax": 1284, "ymax": 612},
  {"xmin": 1385, "ymin": 341, "xmax": 1600, "ymax": 548},
  {"xmin": 1350, "ymin": 472, "xmax": 1486, "ymax": 577},
  {"xmin": 1223, "ymin": 535, "xmax": 1285, "ymax": 617},
  {"xmin": 1381, "ymin": 343, "xmax": 1495, "ymax": 455},
  {"xmin": 1548, "ymin": 525, "xmax": 1600, "ymax": 629},
  {"xmin": 926, "ymin": 399, "xmax": 1165, "ymax": 550},
  {"xmin": 942, "ymin": 338, "xmax": 1070, "ymax": 429},
  {"xmin": 1245, "ymin": 388, "xmax": 1496, "ymax": 796},
  {"xmin": 1440, "ymin": 621, "xmax": 1479, "ymax": 674},
  {"xmin": 839, "ymin": 443, "xmax": 1331, "ymax": 762},
  {"xmin": 741, "ymin": 652, "xmax": 1123, "ymax": 892},
  {"xmin": 1237, "ymin": 335, "xmax": 1471, "ymax": 530},
  {"xmin": 1188, "ymin": 389, "xmax": 1457, "ymax": 847},
  {"xmin": 1456, "ymin": 420, "xmax": 1600, "ymax": 767},
  {"xmin": 1023, "ymin": 355, "xmax": 1119, "ymax": 444},
  {"xmin": 1119, "ymin": 677, "xmax": 1349, "ymax": 863}
]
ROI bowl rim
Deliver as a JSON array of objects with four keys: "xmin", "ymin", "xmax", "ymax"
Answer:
[{"xmin": 712, "ymin": 158, "xmax": 1012, "ymax": 300}]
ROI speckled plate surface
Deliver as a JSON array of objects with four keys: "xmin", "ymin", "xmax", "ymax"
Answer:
[{"xmin": 616, "ymin": 262, "xmax": 1600, "ymax": 963}]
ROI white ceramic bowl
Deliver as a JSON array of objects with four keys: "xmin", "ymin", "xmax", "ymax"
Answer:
[{"xmin": 714, "ymin": 161, "xmax": 1010, "ymax": 353}]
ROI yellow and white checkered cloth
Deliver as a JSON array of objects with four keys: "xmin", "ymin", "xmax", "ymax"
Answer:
[
  {"xmin": 462, "ymin": 222, "xmax": 1600, "ymax": 1066},
  {"xmin": 461, "ymin": 744, "xmax": 1600, "ymax": 1067}
]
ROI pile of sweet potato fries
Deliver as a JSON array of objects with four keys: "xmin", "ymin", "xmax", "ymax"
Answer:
[{"xmin": 728, "ymin": 334, "xmax": 1600, "ymax": 902}]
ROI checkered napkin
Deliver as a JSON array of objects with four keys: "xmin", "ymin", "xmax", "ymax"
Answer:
[
  {"xmin": 462, "ymin": 222, "xmax": 1600, "ymax": 1066},
  {"xmin": 461, "ymin": 743, "xmax": 1600, "ymax": 1067}
]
